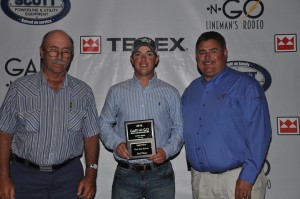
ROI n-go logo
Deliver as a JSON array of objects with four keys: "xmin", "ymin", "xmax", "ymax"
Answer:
[
  {"xmin": 1, "ymin": 0, "xmax": 71, "ymax": 25},
  {"xmin": 207, "ymin": 0, "xmax": 264, "ymax": 19}
]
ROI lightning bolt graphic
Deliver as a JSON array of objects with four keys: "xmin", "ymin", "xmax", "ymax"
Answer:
[{"xmin": 242, "ymin": 0, "xmax": 262, "ymax": 20}]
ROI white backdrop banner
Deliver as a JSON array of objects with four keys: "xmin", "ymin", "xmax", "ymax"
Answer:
[{"xmin": 0, "ymin": 0, "xmax": 299, "ymax": 198}]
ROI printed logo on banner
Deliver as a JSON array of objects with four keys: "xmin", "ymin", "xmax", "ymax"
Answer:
[
  {"xmin": 204, "ymin": 0, "xmax": 265, "ymax": 30},
  {"xmin": 277, "ymin": 117, "xmax": 300, "ymax": 135},
  {"xmin": 3, "ymin": 58, "xmax": 39, "ymax": 88},
  {"xmin": 227, "ymin": 61, "xmax": 272, "ymax": 91},
  {"xmin": 1, "ymin": 0, "xmax": 71, "ymax": 25},
  {"xmin": 274, "ymin": 34, "xmax": 297, "ymax": 52},
  {"xmin": 80, "ymin": 36, "xmax": 101, "ymax": 54},
  {"xmin": 106, "ymin": 37, "xmax": 186, "ymax": 52}
]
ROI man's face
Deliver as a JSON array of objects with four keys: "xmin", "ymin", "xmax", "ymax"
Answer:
[
  {"xmin": 196, "ymin": 39, "xmax": 228, "ymax": 82},
  {"xmin": 40, "ymin": 31, "xmax": 73, "ymax": 76},
  {"xmin": 130, "ymin": 45, "xmax": 159, "ymax": 79}
]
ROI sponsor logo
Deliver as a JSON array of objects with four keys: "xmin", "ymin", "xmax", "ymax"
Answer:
[
  {"xmin": 79, "ymin": 37, "xmax": 186, "ymax": 53},
  {"xmin": 227, "ymin": 60, "xmax": 271, "ymax": 91},
  {"xmin": 205, "ymin": 0, "xmax": 265, "ymax": 30},
  {"xmin": 80, "ymin": 36, "xmax": 101, "ymax": 54},
  {"xmin": 263, "ymin": 159, "xmax": 271, "ymax": 190},
  {"xmin": 4, "ymin": 58, "xmax": 38, "ymax": 87},
  {"xmin": 1, "ymin": 0, "xmax": 71, "ymax": 25},
  {"xmin": 274, "ymin": 34, "xmax": 297, "ymax": 52},
  {"xmin": 277, "ymin": 117, "xmax": 300, "ymax": 135},
  {"xmin": 106, "ymin": 37, "xmax": 186, "ymax": 52}
]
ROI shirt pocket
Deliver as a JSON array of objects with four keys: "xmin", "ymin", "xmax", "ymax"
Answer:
[
  {"xmin": 68, "ymin": 108, "xmax": 87, "ymax": 133},
  {"xmin": 17, "ymin": 110, "xmax": 40, "ymax": 133}
]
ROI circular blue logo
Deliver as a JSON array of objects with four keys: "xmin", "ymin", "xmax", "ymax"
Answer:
[
  {"xmin": 227, "ymin": 60, "xmax": 272, "ymax": 91},
  {"xmin": 1, "ymin": 0, "xmax": 71, "ymax": 25}
]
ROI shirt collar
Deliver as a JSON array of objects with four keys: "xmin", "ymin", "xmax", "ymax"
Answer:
[
  {"xmin": 132, "ymin": 73, "xmax": 158, "ymax": 88},
  {"xmin": 38, "ymin": 71, "xmax": 70, "ymax": 90},
  {"xmin": 201, "ymin": 67, "xmax": 228, "ymax": 86}
]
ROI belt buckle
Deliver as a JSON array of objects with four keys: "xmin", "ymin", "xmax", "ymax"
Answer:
[
  {"xmin": 39, "ymin": 166, "xmax": 53, "ymax": 172},
  {"xmin": 132, "ymin": 164, "xmax": 141, "ymax": 170},
  {"xmin": 132, "ymin": 164, "xmax": 147, "ymax": 171},
  {"xmin": 143, "ymin": 164, "xmax": 147, "ymax": 170}
]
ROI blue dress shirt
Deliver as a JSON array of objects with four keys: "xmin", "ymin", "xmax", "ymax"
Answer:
[
  {"xmin": 99, "ymin": 74, "xmax": 184, "ymax": 164},
  {"xmin": 182, "ymin": 67, "xmax": 271, "ymax": 184}
]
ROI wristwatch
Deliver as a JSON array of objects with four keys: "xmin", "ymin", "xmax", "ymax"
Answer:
[{"xmin": 87, "ymin": 163, "xmax": 98, "ymax": 170}]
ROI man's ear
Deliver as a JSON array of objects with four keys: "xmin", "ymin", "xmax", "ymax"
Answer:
[
  {"xmin": 224, "ymin": 48, "xmax": 228, "ymax": 60},
  {"xmin": 130, "ymin": 56, "xmax": 134, "ymax": 66},
  {"xmin": 40, "ymin": 46, "xmax": 44, "ymax": 59},
  {"xmin": 155, "ymin": 55, "xmax": 160, "ymax": 66}
]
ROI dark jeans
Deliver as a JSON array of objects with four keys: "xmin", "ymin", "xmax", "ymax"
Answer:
[
  {"xmin": 10, "ymin": 158, "xmax": 83, "ymax": 199},
  {"xmin": 112, "ymin": 161, "xmax": 175, "ymax": 199}
]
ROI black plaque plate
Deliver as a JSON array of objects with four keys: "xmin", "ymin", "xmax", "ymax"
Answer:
[{"xmin": 125, "ymin": 119, "xmax": 156, "ymax": 159}]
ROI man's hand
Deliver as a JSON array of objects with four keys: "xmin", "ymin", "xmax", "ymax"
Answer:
[
  {"xmin": 0, "ymin": 132, "xmax": 14, "ymax": 199},
  {"xmin": 77, "ymin": 173, "xmax": 97, "ymax": 199},
  {"xmin": 148, "ymin": 148, "xmax": 166, "ymax": 164},
  {"xmin": 235, "ymin": 178, "xmax": 253, "ymax": 199},
  {"xmin": 116, "ymin": 143, "xmax": 129, "ymax": 159},
  {"xmin": 0, "ymin": 176, "xmax": 15, "ymax": 199}
]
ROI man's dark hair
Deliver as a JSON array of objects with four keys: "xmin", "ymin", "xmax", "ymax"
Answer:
[{"xmin": 195, "ymin": 31, "xmax": 226, "ymax": 52}]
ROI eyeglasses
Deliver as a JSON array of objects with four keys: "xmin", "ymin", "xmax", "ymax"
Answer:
[
  {"xmin": 197, "ymin": 48, "xmax": 222, "ymax": 57},
  {"xmin": 44, "ymin": 47, "xmax": 73, "ymax": 59},
  {"xmin": 132, "ymin": 51, "xmax": 156, "ymax": 59}
]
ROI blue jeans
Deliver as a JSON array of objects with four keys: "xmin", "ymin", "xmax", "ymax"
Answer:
[{"xmin": 112, "ymin": 161, "xmax": 175, "ymax": 199}]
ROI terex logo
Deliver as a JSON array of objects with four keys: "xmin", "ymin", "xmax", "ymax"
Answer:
[
  {"xmin": 277, "ymin": 117, "xmax": 300, "ymax": 135},
  {"xmin": 1, "ymin": 0, "xmax": 71, "ymax": 25},
  {"xmin": 106, "ymin": 38, "xmax": 186, "ymax": 52}
]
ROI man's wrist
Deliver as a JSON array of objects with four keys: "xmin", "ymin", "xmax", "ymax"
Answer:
[{"xmin": 86, "ymin": 163, "xmax": 98, "ymax": 170}]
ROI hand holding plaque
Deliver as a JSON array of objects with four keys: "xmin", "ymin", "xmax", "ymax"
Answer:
[{"xmin": 124, "ymin": 119, "xmax": 156, "ymax": 159}]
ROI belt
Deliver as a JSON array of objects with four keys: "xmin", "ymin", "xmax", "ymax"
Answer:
[
  {"xmin": 210, "ymin": 171, "xmax": 225, "ymax": 174},
  {"xmin": 117, "ymin": 160, "xmax": 169, "ymax": 171},
  {"xmin": 210, "ymin": 166, "xmax": 242, "ymax": 174},
  {"xmin": 13, "ymin": 155, "xmax": 78, "ymax": 172}
]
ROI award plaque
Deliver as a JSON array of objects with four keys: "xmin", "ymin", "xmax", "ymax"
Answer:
[{"xmin": 124, "ymin": 119, "xmax": 156, "ymax": 159}]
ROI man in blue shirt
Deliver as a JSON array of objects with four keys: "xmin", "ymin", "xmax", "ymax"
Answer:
[
  {"xmin": 99, "ymin": 37, "xmax": 184, "ymax": 199},
  {"xmin": 0, "ymin": 30, "xmax": 100, "ymax": 199},
  {"xmin": 182, "ymin": 31, "xmax": 271, "ymax": 199}
]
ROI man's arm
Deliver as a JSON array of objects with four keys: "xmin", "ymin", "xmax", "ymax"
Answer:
[
  {"xmin": 0, "ymin": 131, "xmax": 15, "ymax": 199},
  {"xmin": 98, "ymin": 88, "xmax": 124, "ymax": 151},
  {"xmin": 236, "ymin": 82, "xmax": 272, "ymax": 199},
  {"xmin": 239, "ymin": 82, "xmax": 272, "ymax": 184},
  {"xmin": 77, "ymin": 134, "xmax": 99, "ymax": 199},
  {"xmin": 161, "ymin": 90, "xmax": 184, "ymax": 159}
]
